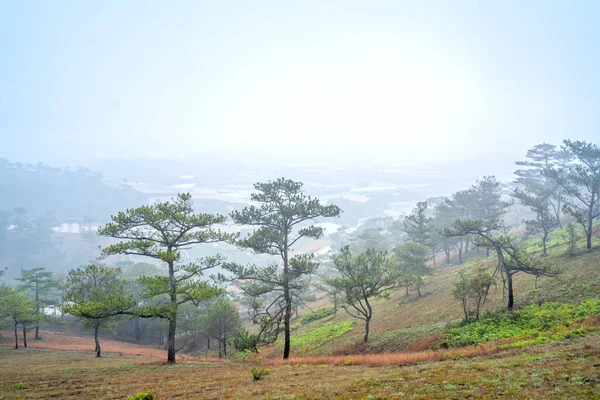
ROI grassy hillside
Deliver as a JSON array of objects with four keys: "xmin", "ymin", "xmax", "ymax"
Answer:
[
  {"xmin": 1, "ymin": 227, "xmax": 599, "ymax": 399},
  {"xmin": 260, "ymin": 229, "xmax": 600, "ymax": 358}
]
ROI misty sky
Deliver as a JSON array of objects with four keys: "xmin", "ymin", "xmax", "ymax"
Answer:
[{"xmin": 1, "ymin": 1, "xmax": 599, "ymax": 166}]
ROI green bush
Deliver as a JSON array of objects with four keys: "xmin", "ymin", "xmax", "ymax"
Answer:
[
  {"xmin": 126, "ymin": 392, "xmax": 156, "ymax": 400},
  {"xmin": 249, "ymin": 358, "xmax": 270, "ymax": 381},
  {"xmin": 15, "ymin": 382, "xmax": 24, "ymax": 390},
  {"xmin": 440, "ymin": 300, "xmax": 600, "ymax": 348},
  {"xmin": 299, "ymin": 307, "xmax": 335, "ymax": 325}
]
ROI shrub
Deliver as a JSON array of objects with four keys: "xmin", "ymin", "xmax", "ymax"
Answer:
[
  {"xmin": 250, "ymin": 358, "xmax": 270, "ymax": 381},
  {"xmin": 563, "ymin": 222, "xmax": 579, "ymax": 255},
  {"xmin": 452, "ymin": 267, "xmax": 495, "ymax": 321},
  {"xmin": 233, "ymin": 328, "xmax": 259, "ymax": 353},
  {"xmin": 15, "ymin": 382, "xmax": 24, "ymax": 390},
  {"xmin": 440, "ymin": 300, "xmax": 600, "ymax": 348},
  {"xmin": 126, "ymin": 392, "xmax": 156, "ymax": 400}
]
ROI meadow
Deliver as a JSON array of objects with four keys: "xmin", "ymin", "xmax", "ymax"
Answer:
[{"xmin": 1, "ymin": 331, "xmax": 599, "ymax": 399}]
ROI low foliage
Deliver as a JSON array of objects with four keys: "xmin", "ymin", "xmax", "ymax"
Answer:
[
  {"xmin": 126, "ymin": 392, "xmax": 156, "ymax": 400},
  {"xmin": 249, "ymin": 358, "xmax": 270, "ymax": 381},
  {"xmin": 439, "ymin": 300, "xmax": 600, "ymax": 348}
]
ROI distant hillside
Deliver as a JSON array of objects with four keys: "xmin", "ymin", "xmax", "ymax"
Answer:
[{"xmin": 0, "ymin": 158, "xmax": 147, "ymax": 220}]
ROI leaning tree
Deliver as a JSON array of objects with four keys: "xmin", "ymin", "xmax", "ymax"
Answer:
[
  {"xmin": 327, "ymin": 246, "xmax": 398, "ymax": 342},
  {"xmin": 223, "ymin": 178, "xmax": 341, "ymax": 359},
  {"xmin": 98, "ymin": 193, "xmax": 234, "ymax": 364},
  {"xmin": 442, "ymin": 219, "xmax": 557, "ymax": 309}
]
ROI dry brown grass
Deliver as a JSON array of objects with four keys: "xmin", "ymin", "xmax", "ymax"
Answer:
[
  {"xmin": 265, "ymin": 342, "xmax": 500, "ymax": 367},
  {"xmin": 0, "ymin": 330, "xmax": 168, "ymax": 360},
  {"xmin": 2, "ymin": 334, "xmax": 600, "ymax": 399}
]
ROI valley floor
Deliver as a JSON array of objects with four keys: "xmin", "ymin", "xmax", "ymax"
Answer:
[{"xmin": 1, "ymin": 332, "xmax": 599, "ymax": 399}]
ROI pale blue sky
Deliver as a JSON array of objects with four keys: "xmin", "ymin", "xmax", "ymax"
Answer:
[{"xmin": 1, "ymin": 1, "xmax": 599, "ymax": 165}]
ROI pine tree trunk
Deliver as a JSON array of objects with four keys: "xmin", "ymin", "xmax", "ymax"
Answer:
[
  {"xmin": 333, "ymin": 294, "xmax": 338, "ymax": 314},
  {"xmin": 363, "ymin": 298, "xmax": 372, "ymax": 343},
  {"xmin": 167, "ymin": 259, "xmax": 177, "ymax": 364},
  {"xmin": 542, "ymin": 232, "xmax": 548, "ymax": 256},
  {"xmin": 587, "ymin": 200, "xmax": 594, "ymax": 250},
  {"xmin": 23, "ymin": 324, "xmax": 27, "ymax": 348},
  {"xmin": 167, "ymin": 317, "xmax": 176, "ymax": 363},
  {"xmin": 507, "ymin": 273, "xmax": 514, "ymax": 310},
  {"xmin": 94, "ymin": 321, "xmax": 101, "ymax": 358},
  {"xmin": 283, "ymin": 285, "xmax": 291, "ymax": 359},
  {"xmin": 14, "ymin": 320, "xmax": 19, "ymax": 349},
  {"xmin": 283, "ymin": 244, "xmax": 291, "ymax": 360},
  {"xmin": 35, "ymin": 282, "xmax": 40, "ymax": 340}
]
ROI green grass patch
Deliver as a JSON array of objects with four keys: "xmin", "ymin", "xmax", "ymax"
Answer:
[
  {"xmin": 291, "ymin": 322, "xmax": 353, "ymax": 352},
  {"xmin": 439, "ymin": 299, "xmax": 600, "ymax": 348}
]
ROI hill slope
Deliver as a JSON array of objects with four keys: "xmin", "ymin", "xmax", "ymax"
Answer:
[{"xmin": 260, "ymin": 232, "xmax": 600, "ymax": 358}]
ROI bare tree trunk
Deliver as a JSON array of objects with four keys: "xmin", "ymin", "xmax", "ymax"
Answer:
[
  {"xmin": 167, "ymin": 317, "xmax": 176, "ymax": 363},
  {"xmin": 283, "ymin": 244, "xmax": 291, "ymax": 360},
  {"xmin": 363, "ymin": 299, "xmax": 372, "ymax": 343},
  {"xmin": 35, "ymin": 282, "xmax": 40, "ymax": 340},
  {"xmin": 94, "ymin": 321, "xmax": 101, "ymax": 357},
  {"xmin": 333, "ymin": 294, "xmax": 338, "ymax": 314},
  {"xmin": 417, "ymin": 279, "xmax": 422, "ymax": 297},
  {"xmin": 507, "ymin": 273, "xmax": 514, "ymax": 310},
  {"xmin": 167, "ymin": 259, "xmax": 177, "ymax": 364},
  {"xmin": 586, "ymin": 200, "xmax": 594, "ymax": 250},
  {"xmin": 23, "ymin": 324, "xmax": 28, "ymax": 348},
  {"xmin": 14, "ymin": 321, "xmax": 19, "ymax": 349},
  {"xmin": 542, "ymin": 231, "xmax": 548, "ymax": 256},
  {"xmin": 283, "ymin": 285, "xmax": 291, "ymax": 359}
]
